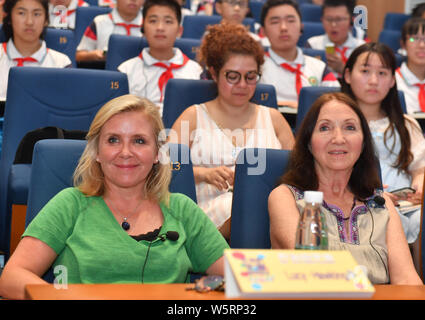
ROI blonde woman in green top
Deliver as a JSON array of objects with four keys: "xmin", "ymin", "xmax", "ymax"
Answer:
[{"xmin": 0, "ymin": 94, "xmax": 228, "ymax": 300}]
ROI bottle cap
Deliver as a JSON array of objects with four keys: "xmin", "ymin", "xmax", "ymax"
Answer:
[{"xmin": 304, "ymin": 191, "xmax": 323, "ymax": 204}]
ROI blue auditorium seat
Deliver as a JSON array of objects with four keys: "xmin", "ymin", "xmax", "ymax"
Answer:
[
  {"xmin": 383, "ymin": 12, "xmax": 410, "ymax": 31},
  {"xmin": 302, "ymin": 48, "xmax": 327, "ymax": 63},
  {"xmin": 230, "ymin": 148, "xmax": 291, "ymax": 248},
  {"xmin": 296, "ymin": 87, "xmax": 408, "ymax": 133},
  {"xmin": 249, "ymin": 0, "xmax": 264, "ymax": 24},
  {"xmin": 181, "ymin": 15, "xmax": 255, "ymax": 39},
  {"xmin": 300, "ymin": 3, "xmax": 321, "ymax": 22},
  {"xmin": 378, "ymin": 30, "xmax": 402, "ymax": 53},
  {"xmin": 162, "ymin": 79, "xmax": 278, "ymax": 129},
  {"xmin": 105, "ymin": 35, "xmax": 201, "ymax": 70},
  {"xmin": 298, "ymin": 22, "xmax": 325, "ymax": 47},
  {"xmin": 44, "ymin": 28, "xmax": 77, "ymax": 67}
]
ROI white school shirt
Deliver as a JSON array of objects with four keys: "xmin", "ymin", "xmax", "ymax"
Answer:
[
  {"xmin": 260, "ymin": 47, "xmax": 340, "ymax": 103},
  {"xmin": 395, "ymin": 62, "xmax": 425, "ymax": 114},
  {"xmin": 306, "ymin": 33, "xmax": 365, "ymax": 76},
  {"xmin": 0, "ymin": 39, "xmax": 72, "ymax": 100},
  {"xmin": 118, "ymin": 47, "xmax": 202, "ymax": 115},
  {"xmin": 48, "ymin": 0, "xmax": 89, "ymax": 29},
  {"xmin": 77, "ymin": 8, "xmax": 143, "ymax": 52},
  {"xmin": 98, "ymin": 0, "xmax": 115, "ymax": 7}
]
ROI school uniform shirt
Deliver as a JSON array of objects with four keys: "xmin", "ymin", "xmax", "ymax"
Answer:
[
  {"xmin": 306, "ymin": 33, "xmax": 365, "ymax": 76},
  {"xmin": 48, "ymin": 0, "xmax": 89, "ymax": 29},
  {"xmin": 260, "ymin": 47, "xmax": 340, "ymax": 103},
  {"xmin": 396, "ymin": 62, "xmax": 425, "ymax": 114},
  {"xmin": 98, "ymin": 0, "xmax": 115, "ymax": 8},
  {"xmin": 118, "ymin": 47, "xmax": 202, "ymax": 115},
  {"xmin": 0, "ymin": 39, "xmax": 72, "ymax": 100},
  {"xmin": 77, "ymin": 8, "xmax": 143, "ymax": 52}
]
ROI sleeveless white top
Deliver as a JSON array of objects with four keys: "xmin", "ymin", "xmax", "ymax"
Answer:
[{"xmin": 191, "ymin": 103, "xmax": 282, "ymax": 227}]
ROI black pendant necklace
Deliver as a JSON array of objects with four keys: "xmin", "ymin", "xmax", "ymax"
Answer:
[
  {"xmin": 106, "ymin": 198, "xmax": 144, "ymax": 231},
  {"xmin": 122, "ymin": 218, "xmax": 131, "ymax": 231}
]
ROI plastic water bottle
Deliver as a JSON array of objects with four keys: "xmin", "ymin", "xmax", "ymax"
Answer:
[{"xmin": 295, "ymin": 191, "xmax": 328, "ymax": 250}]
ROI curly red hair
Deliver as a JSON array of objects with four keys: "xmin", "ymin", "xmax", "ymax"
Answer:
[{"xmin": 198, "ymin": 23, "xmax": 264, "ymax": 75}]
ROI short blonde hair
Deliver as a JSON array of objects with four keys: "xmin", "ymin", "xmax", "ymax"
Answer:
[{"xmin": 73, "ymin": 94, "xmax": 171, "ymax": 204}]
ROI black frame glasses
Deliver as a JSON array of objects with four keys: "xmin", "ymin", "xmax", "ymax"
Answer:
[{"xmin": 224, "ymin": 70, "xmax": 261, "ymax": 85}]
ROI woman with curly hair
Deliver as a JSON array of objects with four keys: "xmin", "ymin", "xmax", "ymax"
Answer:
[{"xmin": 170, "ymin": 23, "xmax": 295, "ymax": 240}]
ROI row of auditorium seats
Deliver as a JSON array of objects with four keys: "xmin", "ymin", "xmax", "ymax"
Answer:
[
  {"xmin": 0, "ymin": 66, "xmax": 409, "ymax": 259},
  {"xmin": 22, "ymin": 138, "xmax": 425, "ymax": 280}
]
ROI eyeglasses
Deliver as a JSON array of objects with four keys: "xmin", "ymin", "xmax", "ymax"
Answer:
[
  {"xmin": 224, "ymin": 70, "xmax": 261, "ymax": 85},
  {"xmin": 322, "ymin": 16, "xmax": 350, "ymax": 25},
  {"xmin": 222, "ymin": 0, "xmax": 249, "ymax": 8},
  {"xmin": 408, "ymin": 36, "xmax": 425, "ymax": 44}
]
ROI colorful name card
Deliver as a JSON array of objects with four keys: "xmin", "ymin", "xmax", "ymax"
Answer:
[{"xmin": 224, "ymin": 249, "xmax": 375, "ymax": 298}]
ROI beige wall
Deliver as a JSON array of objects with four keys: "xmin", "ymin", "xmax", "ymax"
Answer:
[{"xmin": 357, "ymin": 0, "xmax": 405, "ymax": 42}]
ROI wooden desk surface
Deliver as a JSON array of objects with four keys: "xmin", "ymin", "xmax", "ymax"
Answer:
[{"xmin": 25, "ymin": 283, "xmax": 425, "ymax": 300}]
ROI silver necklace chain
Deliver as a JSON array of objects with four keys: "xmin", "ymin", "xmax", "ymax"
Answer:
[{"xmin": 106, "ymin": 198, "xmax": 144, "ymax": 231}]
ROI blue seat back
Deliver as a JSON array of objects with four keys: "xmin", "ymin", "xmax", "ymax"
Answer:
[
  {"xmin": 162, "ymin": 79, "xmax": 278, "ymax": 129},
  {"xmin": 249, "ymin": 1, "xmax": 264, "ymax": 24},
  {"xmin": 378, "ymin": 30, "xmax": 402, "ymax": 53},
  {"xmin": 298, "ymin": 22, "xmax": 325, "ymax": 47},
  {"xmin": 230, "ymin": 148, "xmax": 291, "ymax": 248},
  {"xmin": 0, "ymin": 67, "xmax": 129, "ymax": 255},
  {"xmin": 168, "ymin": 143, "xmax": 197, "ymax": 203},
  {"xmin": 300, "ymin": 3, "xmax": 321, "ymax": 22},
  {"xmin": 181, "ymin": 15, "xmax": 255, "ymax": 39},
  {"xmin": 26, "ymin": 141, "xmax": 196, "ymax": 227},
  {"xmin": 73, "ymin": 6, "xmax": 112, "ymax": 50},
  {"xmin": 302, "ymin": 48, "xmax": 327, "ymax": 63},
  {"xmin": 0, "ymin": 25, "xmax": 6, "ymax": 42},
  {"xmin": 296, "ymin": 87, "xmax": 408, "ymax": 132},
  {"xmin": 383, "ymin": 13, "xmax": 410, "ymax": 31},
  {"xmin": 105, "ymin": 35, "xmax": 201, "ymax": 70},
  {"xmin": 44, "ymin": 27, "xmax": 77, "ymax": 67}
]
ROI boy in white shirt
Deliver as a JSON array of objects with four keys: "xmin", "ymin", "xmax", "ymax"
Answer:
[
  {"xmin": 259, "ymin": 0, "xmax": 339, "ymax": 108},
  {"xmin": 118, "ymin": 0, "xmax": 202, "ymax": 114},
  {"xmin": 396, "ymin": 18, "xmax": 425, "ymax": 115},
  {"xmin": 0, "ymin": 0, "xmax": 71, "ymax": 101},
  {"xmin": 306, "ymin": 0, "xmax": 364, "ymax": 77},
  {"xmin": 215, "ymin": 0, "xmax": 261, "ymax": 43},
  {"xmin": 48, "ymin": 0, "xmax": 89, "ymax": 29},
  {"xmin": 76, "ymin": 0, "xmax": 144, "ymax": 62}
]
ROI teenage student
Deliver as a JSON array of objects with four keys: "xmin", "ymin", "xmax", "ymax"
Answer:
[
  {"xmin": 0, "ymin": 0, "xmax": 72, "ymax": 101},
  {"xmin": 306, "ymin": 0, "xmax": 365, "ymax": 77},
  {"xmin": 342, "ymin": 42, "xmax": 425, "ymax": 244},
  {"xmin": 396, "ymin": 18, "xmax": 425, "ymax": 114},
  {"xmin": 118, "ymin": 0, "xmax": 202, "ymax": 115},
  {"xmin": 48, "ymin": 0, "xmax": 88, "ymax": 29},
  {"xmin": 76, "ymin": 0, "xmax": 144, "ymax": 62},
  {"xmin": 259, "ymin": 0, "xmax": 339, "ymax": 108}
]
